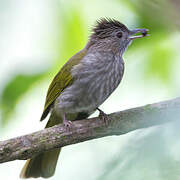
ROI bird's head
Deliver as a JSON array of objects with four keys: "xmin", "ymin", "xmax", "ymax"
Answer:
[{"xmin": 90, "ymin": 18, "xmax": 149, "ymax": 54}]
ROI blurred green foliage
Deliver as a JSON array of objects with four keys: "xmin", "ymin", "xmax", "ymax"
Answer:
[
  {"xmin": 145, "ymin": 42, "xmax": 175, "ymax": 83},
  {"xmin": 0, "ymin": 72, "xmax": 46, "ymax": 126},
  {"xmin": 56, "ymin": 9, "xmax": 87, "ymax": 67},
  {"xmin": 122, "ymin": 0, "xmax": 177, "ymax": 84},
  {"xmin": 0, "ymin": 0, "xmax": 180, "ymax": 179},
  {"xmin": 0, "ymin": 8, "xmax": 88, "ymax": 127},
  {"xmin": 0, "ymin": 0, "xmax": 179, "ymax": 126},
  {"xmin": 97, "ymin": 128, "xmax": 180, "ymax": 180}
]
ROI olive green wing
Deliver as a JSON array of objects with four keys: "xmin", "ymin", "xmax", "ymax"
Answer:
[{"xmin": 40, "ymin": 49, "xmax": 87, "ymax": 121}]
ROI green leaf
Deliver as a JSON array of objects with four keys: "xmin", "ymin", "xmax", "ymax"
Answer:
[
  {"xmin": 54, "ymin": 8, "xmax": 88, "ymax": 70},
  {"xmin": 144, "ymin": 41, "xmax": 175, "ymax": 83},
  {"xmin": 0, "ymin": 72, "xmax": 45, "ymax": 126}
]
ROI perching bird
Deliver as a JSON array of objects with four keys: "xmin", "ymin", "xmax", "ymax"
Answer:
[{"xmin": 20, "ymin": 18, "xmax": 148, "ymax": 178}]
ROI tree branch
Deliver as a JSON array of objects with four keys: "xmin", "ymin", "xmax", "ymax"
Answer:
[{"xmin": 0, "ymin": 97, "xmax": 180, "ymax": 164}]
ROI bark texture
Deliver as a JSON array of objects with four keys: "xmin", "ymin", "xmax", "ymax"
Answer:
[{"xmin": 0, "ymin": 97, "xmax": 180, "ymax": 164}]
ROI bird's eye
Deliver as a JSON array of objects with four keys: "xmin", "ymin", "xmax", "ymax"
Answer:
[{"xmin": 116, "ymin": 32, "xmax": 123, "ymax": 38}]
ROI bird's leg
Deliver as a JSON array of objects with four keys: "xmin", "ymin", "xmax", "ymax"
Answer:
[
  {"xmin": 97, "ymin": 108, "xmax": 109, "ymax": 125},
  {"xmin": 63, "ymin": 113, "xmax": 73, "ymax": 128}
]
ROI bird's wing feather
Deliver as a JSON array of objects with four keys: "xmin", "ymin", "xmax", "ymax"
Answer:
[{"xmin": 40, "ymin": 49, "xmax": 88, "ymax": 121}]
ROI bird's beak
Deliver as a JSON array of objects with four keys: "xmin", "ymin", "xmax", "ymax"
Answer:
[{"xmin": 129, "ymin": 28, "xmax": 149, "ymax": 40}]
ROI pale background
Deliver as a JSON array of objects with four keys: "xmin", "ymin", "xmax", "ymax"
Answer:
[{"xmin": 0, "ymin": 0, "xmax": 180, "ymax": 179}]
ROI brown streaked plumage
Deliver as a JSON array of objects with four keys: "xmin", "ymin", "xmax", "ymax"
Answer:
[
  {"xmin": 40, "ymin": 47, "xmax": 90, "ymax": 121},
  {"xmin": 20, "ymin": 18, "xmax": 148, "ymax": 179}
]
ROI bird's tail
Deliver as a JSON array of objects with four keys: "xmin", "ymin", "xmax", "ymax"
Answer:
[{"xmin": 20, "ymin": 113, "xmax": 62, "ymax": 179}]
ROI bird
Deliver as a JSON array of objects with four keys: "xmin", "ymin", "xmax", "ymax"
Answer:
[{"xmin": 20, "ymin": 18, "xmax": 148, "ymax": 178}]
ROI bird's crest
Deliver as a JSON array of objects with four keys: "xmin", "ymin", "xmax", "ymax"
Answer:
[{"xmin": 91, "ymin": 18, "xmax": 129, "ymax": 38}]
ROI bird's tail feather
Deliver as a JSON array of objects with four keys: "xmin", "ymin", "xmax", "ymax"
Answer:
[
  {"xmin": 20, "ymin": 149, "xmax": 61, "ymax": 178},
  {"xmin": 20, "ymin": 113, "xmax": 62, "ymax": 179}
]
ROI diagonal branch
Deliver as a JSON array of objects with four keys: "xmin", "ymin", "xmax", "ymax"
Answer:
[{"xmin": 0, "ymin": 97, "xmax": 180, "ymax": 164}]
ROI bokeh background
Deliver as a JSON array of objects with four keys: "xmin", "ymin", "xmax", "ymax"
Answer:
[{"xmin": 1, "ymin": 0, "xmax": 180, "ymax": 179}]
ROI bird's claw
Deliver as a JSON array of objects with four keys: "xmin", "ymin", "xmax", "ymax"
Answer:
[
  {"xmin": 63, "ymin": 119, "xmax": 73, "ymax": 130},
  {"xmin": 97, "ymin": 108, "xmax": 109, "ymax": 126}
]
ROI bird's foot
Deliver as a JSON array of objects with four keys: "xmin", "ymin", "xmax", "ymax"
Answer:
[
  {"xmin": 97, "ymin": 108, "xmax": 109, "ymax": 126},
  {"xmin": 63, "ymin": 114, "xmax": 73, "ymax": 130}
]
